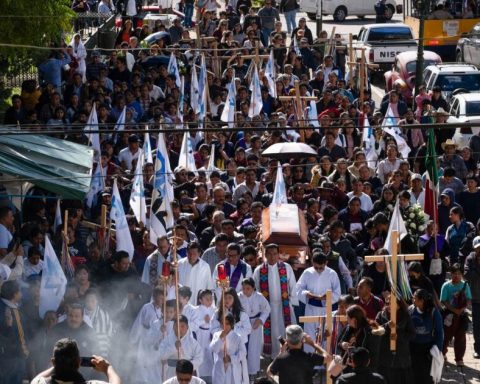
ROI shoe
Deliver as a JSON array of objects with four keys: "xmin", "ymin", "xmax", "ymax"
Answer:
[
  {"xmin": 474, "ymin": 352, "xmax": 480, "ymax": 359},
  {"xmin": 456, "ymin": 360, "xmax": 465, "ymax": 367}
]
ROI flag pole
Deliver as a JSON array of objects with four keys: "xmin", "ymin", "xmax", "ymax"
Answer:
[{"xmin": 172, "ymin": 227, "xmax": 181, "ymax": 360}]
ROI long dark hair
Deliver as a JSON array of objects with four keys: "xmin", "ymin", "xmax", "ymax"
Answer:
[
  {"xmin": 346, "ymin": 304, "xmax": 369, "ymax": 330},
  {"xmin": 414, "ymin": 288, "xmax": 435, "ymax": 317},
  {"xmin": 217, "ymin": 287, "xmax": 244, "ymax": 323}
]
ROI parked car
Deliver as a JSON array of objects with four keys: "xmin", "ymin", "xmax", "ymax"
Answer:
[
  {"xmin": 300, "ymin": 0, "xmax": 398, "ymax": 22},
  {"xmin": 352, "ymin": 24, "xmax": 417, "ymax": 71},
  {"xmin": 447, "ymin": 91, "xmax": 480, "ymax": 148},
  {"xmin": 423, "ymin": 63, "xmax": 480, "ymax": 102},
  {"xmin": 384, "ymin": 50, "xmax": 442, "ymax": 104},
  {"xmin": 456, "ymin": 22, "xmax": 480, "ymax": 66}
]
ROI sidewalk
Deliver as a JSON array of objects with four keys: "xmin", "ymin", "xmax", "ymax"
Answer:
[{"xmin": 443, "ymin": 332, "xmax": 480, "ymax": 384}]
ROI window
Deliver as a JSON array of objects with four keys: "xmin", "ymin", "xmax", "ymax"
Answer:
[
  {"xmin": 405, "ymin": 60, "xmax": 439, "ymax": 74},
  {"xmin": 465, "ymin": 101, "xmax": 480, "ymax": 115},
  {"xmin": 367, "ymin": 27, "xmax": 413, "ymax": 41},
  {"xmin": 435, "ymin": 73, "xmax": 480, "ymax": 92}
]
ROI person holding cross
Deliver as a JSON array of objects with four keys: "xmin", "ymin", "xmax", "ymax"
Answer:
[
  {"xmin": 253, "ymin": 243, "xmax": 298, "ymax": 357},
  {"xmin": 296, "ymin": 251, "xmax": 341, "ymax": 352}
]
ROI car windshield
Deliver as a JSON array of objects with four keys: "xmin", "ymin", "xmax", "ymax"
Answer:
[
  {"xmin": 436, "ymin": 74, "xmax": 480, "ymax": 92},
  {"xmin": 406, "ymin": 60, "xmax": 438, "ymax": 74},
  {"xmin": 368, "ymin": 28, "xmax": 413, "ymax": 41},
  {"xmin": 466, "ymin": 100, "xmax": 480, "ymax": 115}
]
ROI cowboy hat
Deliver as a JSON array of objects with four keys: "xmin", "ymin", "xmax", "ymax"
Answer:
[{"xmin": 441, "ymin": 138, "xmax": 458, "ymax": 151}]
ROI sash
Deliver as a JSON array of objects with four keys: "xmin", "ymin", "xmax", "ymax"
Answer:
[
  {"xmin": 259, "ymin": 262, "xmax": 291, "ymax": 355},
  {"xmin": 225, "ymin": 261, "xmax": 245, "ymax": 290},
  {"xmin": 149, "ymin": 252, "xmax": 159, "ymax": 286}
]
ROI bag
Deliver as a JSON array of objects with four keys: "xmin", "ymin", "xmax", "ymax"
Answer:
[
  {"xmin": 327, "ymin": 354, "xmax": 345, "ymax": 377},
  {"xmin": 429, "ymin": 258, "xmax": 442, "ymax": 276},
  {"xmin": 459, "ymin": 312, "xmax": 470, "ymax": 332}
]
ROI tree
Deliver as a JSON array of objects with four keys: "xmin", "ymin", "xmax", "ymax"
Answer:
[{"xmin": 0, "ymin": 0, "xmax": 75, "ymax": 82}]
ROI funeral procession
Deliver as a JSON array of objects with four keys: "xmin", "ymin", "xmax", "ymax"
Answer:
[{"xmin": 2, "ymin": 0, "xmax": 480, "ymax": 383}]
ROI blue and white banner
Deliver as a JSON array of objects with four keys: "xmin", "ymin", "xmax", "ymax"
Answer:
[
  {"xmin": 130, "ymin": 151, "xmax": 146, "ymax": 225},
  {"xmin": 111, "ymin": 179, "xmax": 134, "ymax": 260},
  {"xmin": 248, "ymin": 63, "xmax": 263, "ymax": 118},
  {"xmin": 167, "ymin": 52, "xmax": 182, "ymax": 88}
]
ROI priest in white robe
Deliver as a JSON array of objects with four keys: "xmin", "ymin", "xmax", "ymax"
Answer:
[
  {"xmin": 178, "ymin": 242, "xmax": 214, "ymax": 304},
  {"xmin": 253, "ymin": 243, "xmax": 298, "ymax": 357},
  {"xmin": 296, "ymin": 251, "xmax": 341, "ymax": 352}
]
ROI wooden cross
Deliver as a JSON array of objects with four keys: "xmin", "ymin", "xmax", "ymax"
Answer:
[
  {"xmin": 364, "ymin": 230, "xmax": 423, "ymax": 351},
  {"xmin": 299, "ymin": 290, "xmax": 347, "ymax": 384},
  {"xmin": 324, "ymin": 27, "xmax": 336, "ymax": 58},
  {"xmin": 278, "ymin": 80, "xmax": 317, "ymax": 142},
  {"xmin": 348, "ymin": 33, "xmax": 355, "ymax": 89}
]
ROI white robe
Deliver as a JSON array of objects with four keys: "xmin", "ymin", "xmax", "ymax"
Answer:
[
  {"xmin": 178, "ymin": 258, "xmax": 214, "ymax": 304},
  {"xmin": 182, "ymin": 303, "xmax": 199, "ymax": 334},
  {"xmin": 212, "ymin": 260, "xmax": 253, "ymax": 299},
  {"xmin": 210, "ymin": 330, "xmax": 249, "ymax": 384},
  {"xmin": 157, "ymin": 330, "xmax": 204, "ymax": 380},
  {"xmin": 70, "ymin": 40, "xmax": 87, "ymax": 81},
  {"xmin": 253, "ymin": 262, "xmax": 299, "ymax": 357},
  {"xmin": 210, "ymin": 310, "xmax": 252, "ymax": 345},
  {"xmin": 238, "ymin": 291, "xmax": 271, "ymax": 374},
  {"xmin": 295, "ymin": 266, "xmax": 341, "ymax": 352},
  {"xmin": 129, "ymin": 302, "xmax": 163, "ymax": 343},
  {"xmin": 141, "ymin": 250, "xmax": 171, "ymax": 286},
  {"xmin": 192, "ymin": 304, "xmax": 217, "ymax": 377}
]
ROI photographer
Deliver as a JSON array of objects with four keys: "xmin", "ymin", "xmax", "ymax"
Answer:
[
  {"xmin": 30, "ymin": 338, "xmax": 121, "ymax": 384},
  {"xmin": 267, "ymin": 324, "xmax": 330, "ymax": 384},
  {"xmin": 337, "ymin": 347, "xmax": 386, "ymax": 384}
]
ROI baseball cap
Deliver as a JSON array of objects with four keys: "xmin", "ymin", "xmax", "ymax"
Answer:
[{"xmin": 411, "ymin": 173, "xmax": 422, "ymax": 181}]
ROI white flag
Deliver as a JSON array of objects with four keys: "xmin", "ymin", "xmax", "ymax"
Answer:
[
  {"xmin": 111, "ymin": 179, "xmax": 134, "ymax": 260},
  {"xmin": 114, "ymin": 106, "xmax": 126, "ymax": 132},
  {"xmin": 198, "ymin": 55, "xmax": 207, "ymax": 123},
  {"xmin": 85, "ymin": 164, "xmax": 104, "ymax": 209},
  {"xmin": 206, "ymin": 144, "xmax": 217, "ymax": 182},
  {"xmin": 54, "ymin": 199, "xmax": 62, "ymax": 232},
  {"xmin": 130, "ymin": 151, "xmax": 146, "ymax": 225},
  {"xmin": 221, "ymin": 79, "xmax": 236, "ymax": 128},
  {"xmin": 179, "ymin": 132, "xmax": 198, "ymax": 175},
  {"xmin": 249, "ymin": 63, "xmax": 263, "ymax": 118},
  {"xmin": 382, "ymin": 105, "xmax": 411, "ymax": 159},
  {"xmin": 271, "ymin": 162, "xmax": 288, "ymax": 205},
  {"xmin": 143, "ymin": 126, "xmax": 153, "ymax": 164},
  {"xmin": 362, "ymin": 114, "xmax": 378, "ymax": 168},
  {"xmin": 265, "ymin": 51, "xmax": 277, "ymax": 98},
  {"xmin": 177, "ymin": 75, "xmax": 185, "ymax": 128},
  {"xmin": 39, "ymin": 236, "xmax": 67, "ymax": 318},
  {"xmin": 84, "ymin": 104, "xmax": 101, "ymax": 160},
  {"xmin": 167, "ymin": 52, "xmax": 182, "ymax": 88},
  {"xmin": 150, "ymin": 132, "xmax": 175, "ymax": 243},
  {"xmin": 307, "ymin": 100, "xmax": 320, "ymax": 127},
  {"xmin": 190, "ymin": 63, "xmax": 199, "ymax": 112},
  {"xmin": 384, "ymin": 198, "xmax": 408, "ymax": 253}
]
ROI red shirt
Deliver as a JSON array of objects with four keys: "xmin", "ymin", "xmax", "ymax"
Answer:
[{"xmin": 355, "ymin": 294, "xmax": 385, "ymax": 320}]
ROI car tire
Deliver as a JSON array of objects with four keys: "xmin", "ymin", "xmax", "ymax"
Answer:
[
  {"xmin": 307, "ymin": 12, "xmax": 317, "ymax": 21},
  {"xmin": 456, "ymin": 50, "xmax": 463, "ymax": 63},
  {"xmin": 333, "ymin": 6, "xmax": 347, "ymax": 22},
  {"xmin": 385, "ymin": 5, "xmax": 395, "ymax": 20}
]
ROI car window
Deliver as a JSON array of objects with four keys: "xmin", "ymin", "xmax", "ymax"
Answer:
[
  {"xmin": 466, "ymin": 101, "xmax": 480, "ymax": 115},
  {"xmin": 357, "ymin": 29, "xmax": 365, "ymax": 41},
  {"xmin": 450, "ymin": 99, "xmax": 460, "ymax": 117},
  {"xmin": 405, "ymin": 60, "xmax": 439, "ymax": 74},
  {"xmin": 424, "ymin": 70, "xmax": 432, "ymax": 88},
  {"xmin": 435, "ymin": 73, "xmax": 480, "ymax": 91},
  {"xmin": 367, "ymin": 27, "xmax": 413, "ymax": 41}
]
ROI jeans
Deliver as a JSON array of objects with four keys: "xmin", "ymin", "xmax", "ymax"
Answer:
[
  {"xmin": 261, "ymin": 28, "xmax": 273, "ymax": 47},
  {"xmin": 284, "ymin": 9, "xmax": 297, "ymax": 34},
  {"xmin": 472, "ymin": 303, "xmax": 480, "ymax": 353},
  {"xmin": 183, "ymin": 4, "xmax": 194, "ymax": 27}
]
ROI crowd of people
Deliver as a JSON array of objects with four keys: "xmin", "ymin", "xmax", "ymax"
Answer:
[{"xmin": 2, "ymin": 0, "xmax": 480, "ymax": 384}]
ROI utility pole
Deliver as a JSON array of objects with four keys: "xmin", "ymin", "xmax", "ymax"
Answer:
[
  {"xmin": 414, "ymin": 0, "xmax": 429, "ymax": 100},
  {"xmin": 316, "ymin": 0, "xmax": 323, "ymax": 36}
]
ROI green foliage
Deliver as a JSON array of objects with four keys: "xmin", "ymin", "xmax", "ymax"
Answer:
[{"xmin": 0, "ymin": 0, "xmax": 75, "ymax": 77}]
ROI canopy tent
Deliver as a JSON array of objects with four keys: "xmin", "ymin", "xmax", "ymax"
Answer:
[{"xmin": 0, "ymin": 131, "xmax": 94, "ymax": 201}]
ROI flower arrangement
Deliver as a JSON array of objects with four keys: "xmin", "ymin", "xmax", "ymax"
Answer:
[{"xmin": 402, "ymin": 204, "xmax": 427, "ymax": 241}]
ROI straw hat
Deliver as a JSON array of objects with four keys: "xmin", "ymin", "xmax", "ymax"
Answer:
[{"xmin": 441, "ymin": 139, "xmax": 458, "ymax": 151}]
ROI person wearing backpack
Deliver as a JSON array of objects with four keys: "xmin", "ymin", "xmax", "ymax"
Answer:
[
  {"xmin": 440, "ymin": 263, "xmax": 472, "ymax": 366},
  {"xmin": 30, "ymin": 338, "xmax": 121, "ymax": 384}
]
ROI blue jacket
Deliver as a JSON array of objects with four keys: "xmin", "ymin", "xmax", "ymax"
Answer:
[
  {"xmin": 409, "ymin": 305, "xmax": 444, "ymax": 350},
  {"xmin": 38, "ymin": 54, "xmax": 71, "ymax": 88}
]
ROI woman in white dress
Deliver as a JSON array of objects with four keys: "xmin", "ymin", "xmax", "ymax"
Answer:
[
  {"xmin": 210, "ymin": 314, "xmax": 249, "ymax": 384},
  {"xmin": 210, "ymin": 287, "xmax": 252, "ymax": 344},
  {"xmin": 70, "ymin": 33, "xmax": 87, "ymax": 82},
  {"xmin": 194, "ymin": 289, "xmax": 216, "ymax": 383}
]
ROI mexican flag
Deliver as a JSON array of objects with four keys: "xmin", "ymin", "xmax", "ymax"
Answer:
[{"xmin": 424, "ymin": 128, "xmax": 439, "ymax": 221}]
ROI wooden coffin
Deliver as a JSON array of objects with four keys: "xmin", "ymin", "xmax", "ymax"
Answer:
[{"xmin": 262, "ymin": 204, "xmax": 308, "ymax": 246}]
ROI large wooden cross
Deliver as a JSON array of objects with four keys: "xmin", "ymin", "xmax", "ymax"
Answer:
[
  {"xmin": 364, "ymin": 230, "xmax": 423, "ymax": 351},
  {"xmin": 299, "ymin": 290, "xmax": 347, "ymax": 384},
  {"xmin": 278, "ymin": 80, "xmax": 317, "ymax": 141}
]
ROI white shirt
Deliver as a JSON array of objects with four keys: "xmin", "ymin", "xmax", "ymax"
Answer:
[
  {"xmin": 409, "ymin": 188, "xmax": 425, "ymax": 207},
  {"xmin": 377, "ymin": 158, "xmax": 401, "ymax": 184},
  {"xmin": 163, "ymin": 377, "xmax": 206, "ymax": 384},
  {"xmin": 118, "ymin": 147, "xmax": 140, "ymax": 170},
  {"xmin": 0, "ymin": 224, "xmax": 12, "ymax": 249},
  {"xmin": 296, "ymin": 266, "xmax": 341, "ymax": 305},
  {"xmin": 150, "ymin": 84, "xmax": 165, "ymax": 101},
  {"xmin": 346, "ymin": 191, "xmax": 373, "ymax": 212}
]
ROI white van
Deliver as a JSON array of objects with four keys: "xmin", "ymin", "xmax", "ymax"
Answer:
[{"xmin": 299, "ymin": 0, "xmax": 398, "ymax": 22}]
